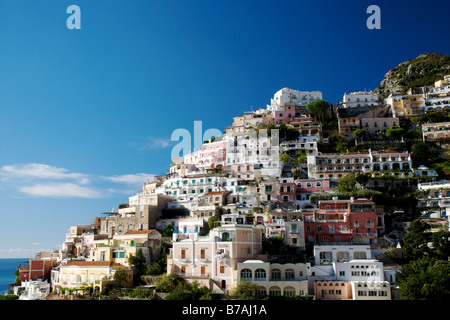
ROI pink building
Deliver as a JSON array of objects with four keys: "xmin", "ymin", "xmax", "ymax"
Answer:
[
  {"xmin": 166, "ymin": 223, "xmax": 266, "ymax": 293},
  {"xmin": 303, "ymin": 199, "xmax": 378, "ymax": 244},
  {"xmin": 183, "ymin": 140, "xmax": 227, "ymax": 170},
  {"xmin": 295, "ymin": 179, "xmax": 336, "ymax": 194}
]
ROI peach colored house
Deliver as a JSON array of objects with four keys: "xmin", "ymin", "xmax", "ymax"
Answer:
[
  {"xmin": 166, "ymin": 223, "xmax": 266, "ymax": 293},
  {"xmin": 314, "ymin": 281, "xmax": 352, "ymax": 300}
]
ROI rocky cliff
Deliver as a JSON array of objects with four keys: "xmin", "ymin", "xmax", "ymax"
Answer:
[{"xmin": 375, "ymin": 52, "xmax": 450, "ymax": 98}]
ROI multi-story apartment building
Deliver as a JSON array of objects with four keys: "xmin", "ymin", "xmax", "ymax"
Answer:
[
  {"xmin": 313, "ymin": 244, "xmax": 373, "ymax": 265},
  {"xmin": 166, "ymin": 222, "xmax": 266, "ymax": 293},
  {"xmin": 416, "ymin": 180, "xmax": 450, "ymax": 217},
  {"xmin": 341, "ymin": 91, "xmax": 380, "ymax": 109},
  {"xmin": 422, "ymin": 121, "xmax": 450, "ymax": 143},
  {"xmin": 100, "ymin": 195, "xmax": 173, "ymax": 236},
  {"xmin": 54, "ymin": 261, "xmax": 133, "ymax": 296},
  {"xmin": 183, "ymin": 138, "xmax": 227, "ymax": 170},
  {"xmin": 307, "ymin": 150, "xmax": 413, "ymax": 180},
  {"xmin": 278, "ymin": 176, "xmax": 296, "ymax": 203},
  {"xmin": 237, "ymin": 261, "xmax": 309, "ymax": 297},
  {"xmin": 18, "ymin": 258, "xmax": 58, "ymax": 283},
  {"xmin": 224, "ymin": 130, "xmax": 282, "ymax": 179},
  {"xmin": 387, "ymin": 92, "xmax": 425, "ymax": 118},
  {"xmin": 294, "ymin": 178, "xmax": 336, "ymax": 203},
  {"xmin": 303, "ymin": 198, "xmax": 378, "ymax": 244},
  {"xmin": 424, "ymin": 75, "xmax": 450, "ymax": 112},
  {"xmin": 94, "ymin": 229, "xmax": 162, "ymax": 266},
  {"xmin": 360, "ymin": 117, "xmax": 399, "ymax": 135},
  {"xmin": 258, "ymin": 178, "xmax": 279, "ymax": 203},
  {"xmin": 267, "ymin": 88, "xmax": 323, "ymax": 113}
]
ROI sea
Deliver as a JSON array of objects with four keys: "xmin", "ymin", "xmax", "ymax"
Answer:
[{"xmin": 0, "ymin": 258, "xmax": 29, "ymax": 295}]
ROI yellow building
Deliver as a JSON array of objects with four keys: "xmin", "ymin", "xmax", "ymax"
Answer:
[
  {"xmin": 387, "ymin": 93, "xmax": 425, "ymax": 118},
  {"xmin": 94, "ymin": 229, "xmax": 162, "ymax": 266},
  {"xmin": 57, "ymin": 261, "xmax": 133, "ymax": 295}
]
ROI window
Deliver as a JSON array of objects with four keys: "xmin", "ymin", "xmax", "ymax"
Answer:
[
  {"xmin": 220, "ymin": 266, "xmax": 225, "ymax": 274},
  {"xmin": 271, "ymin": 269, "xmax": 281, "ymax": 279},
  {"xmin": 320, "ymin": 251, "xmax": 332, "ymax": 264},
  {"xmin": 283, "ymin": 287, "xmax": 296, "ymax": 297},
  {"xmin": 354, "ymin": 251, "xmax": 367, "ymax": 259},
  {"xmin": 269, "ymin": 287, "xmax": 281, "ymax": 296},
  {"xmin": 241, "ymin": 269, "xmax": 252, "ymax": 280},
  {"xmin": 255, "ymin": 269, "xmax": 266, "ymax": 280},
  {"xmin": 285, "ymin": 269, "xmax": 295, "ymax": 279},
  {"xmin": 337, "ymin": 251, "xmax": 349, "ymax": 262}
]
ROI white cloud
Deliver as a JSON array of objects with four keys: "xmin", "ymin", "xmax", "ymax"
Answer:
[
  {"xmin": 0, "ymin": 163, "xmax": 90, "ymax": 184},
  {"xmin": 20, "ymin": 183, "xmax": 103, "ymax": 199},
  {"xmin": 0, "ymin": 163, "xmax": 156, "ymax": 199},
  {"xmin": 102, "ymin": 173, "xmax": 155, "ymax": 186},
  {"xmin": 128, "ymin": 137, "xmax": 172, "ymax": 151}
]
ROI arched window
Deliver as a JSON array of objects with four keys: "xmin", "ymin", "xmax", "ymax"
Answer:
[
  {"xmin": 283, "ymin": 286, "xmax": 296, "ymax": 297},
  {"xmin": 257, "ymin": 287, "xmax": 267, "ymax": 296},
  {"xmin": 271, "ymin": 269, "xmax": 281, "ymax": 280},
  {"xmin": 255, "ymin": 269, "xmax": 266, "ymax": 280},
  {"xmin": 240, "ymin": 269, "xmax": 252, "ymax": 280},
  {"xmin": 285, "ymin": 269, "xmax": 295, "ymax": 280},
  {"xmin": 269, "ymin": 286, "xmax": 281, "ymax": 296}
]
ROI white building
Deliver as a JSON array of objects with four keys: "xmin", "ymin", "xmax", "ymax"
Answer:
[
  {"xmin": 267, "ymin": 88, "xmax": 323, "ymax": 113},
  {"xmin": 342, "ymin": 91, "xmax": 380, "ymax": 109},
  {"xmin": 313, "ymin": 244, "xmax": 373, "ymax": 266},
  {"xmin": 237, "ymin": 260, "xmax": 309, "ymax": 297}
]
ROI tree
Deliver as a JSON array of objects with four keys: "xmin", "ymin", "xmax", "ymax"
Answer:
[
  {"xmin": 402, "ymin": 219, "xmax": 431, "ymax": 262},
  {"xmin": 338, "ymin": 172, "xmax": 357, "ymax": 192},
  {"xmin": 13, "ymin": 264, "xmax": 21, "ymax": 286},
  {"xmin": 112, "ymin": 269, "xmax": 128, "ymax": 288},
  {"xmin": 229, "ymin": 281, "xmax": 264, "ymax": 300},
  {"xmin": 296, "ymin": 154, "xmax": 307, "ymax": 165},
  {"xmin": 165, "ymin": 280, "xmax": 211, "ymax": 300},
  {"xmin": 396, "ymin": 256, "xmax": 450, "ymax": 300},
  {"xmin": 162, "ymin": 224, "xmax": 173, "ymax": 237},
  {"xmin": 386, "ymin": 126, "xmax": 405, "ymax": 140},
  {"xmin": 280, "ymin": 153, "xmax": 290, "ymax": 165},
  {"xmin": 128, "ymin": 248, "xmax": 147, "ymax": 284},
  {"xmin": 352, "ymin": 129, "xmax": 368, "ymax": 143},
  {"xmin": 155, "ymin": 273, "xmax": 185, "ymax": 293},
  {"xmin": 146, "ymin": 253, "xmax": 167, "ymax": 276},
  {"xmin": 306, "ymin": 100, "xmax": 330, "ymax": 123},
  {"xmin": 431, "ymin": 230, "xmax": 450, "ymax": 260},
  {"xmin": 411, "ymin": 141, "xmax": 441, "ymax": 168},
  {"xmin": 208, "ymin": 216, "xmax": 220, "ymax": 230},
  {"xmin": 355, "ymin": 173, "xmax": 370, "ymax": 189}
]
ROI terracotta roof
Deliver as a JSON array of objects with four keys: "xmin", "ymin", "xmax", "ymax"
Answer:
[
  {"xmin": 124, "ymin": 229, "xmax": 156, "ymax": 235},
  {"xmin": 62, "ymin": 261, "xmax": 122, "ymax": 268},
  {"xmin": 205, "ymin": 190, "xmax": 232, "ymax": 195}
]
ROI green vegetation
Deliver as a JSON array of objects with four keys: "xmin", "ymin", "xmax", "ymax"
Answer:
[
  {"xmin": 306, "ymin": 100, "xmax": 330, "ymax": 123},
  {"xmin": 146, "ymin": 253, "xmax": 168, "ymax": 276},
  {"xmin": 128, "ymin": 248, "xmax": 147, "ymax": 285},
  {"xmin": 0, "ymin": 295, "xmax": 19, "ymax": 300},
  {"xmin": 376, "ymin": 52, "xmax": 450, "ymax": 98},
  {"xmin": 396, "ymin": 219, "xmax": 450, "ymax": 300}
]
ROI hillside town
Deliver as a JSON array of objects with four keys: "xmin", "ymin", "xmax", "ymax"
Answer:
[{"xmin": 9, "ymin": 74, "xmax": 450, "ymax": 301}]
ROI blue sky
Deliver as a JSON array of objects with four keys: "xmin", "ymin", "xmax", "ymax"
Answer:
[{"xmin": 0, "ymin": 0, "xmax": 449, "ymax": 258}]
